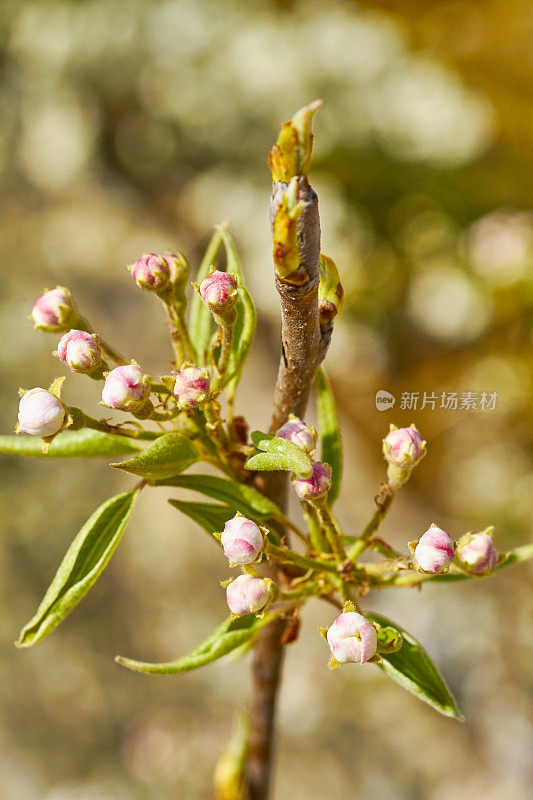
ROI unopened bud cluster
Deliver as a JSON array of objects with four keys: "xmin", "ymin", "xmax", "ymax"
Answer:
[
  {"xmin": 101, "ymin": 364, "xmax": 151, "ymax": 414},
  {"xmin": 226, "ymin": 574, "xmax": 270, "ymax": 616},
  {"xmin": 31, "ymin": 287, "xmax": 78, "ymax": 332}
]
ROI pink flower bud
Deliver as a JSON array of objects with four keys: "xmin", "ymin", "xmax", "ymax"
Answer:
[
  {"xmin": 226, "ymin": 574, "xmax": 269, "ymax": 616},
  {"xmin": 31, "ymin": 287, "xmax": 77, "ymax": 332},
  {"xmin": 57, "ymin": 330, "xmax": 101, "ymax": 373},
  {"xmin": 17, "ymin": 388, "xmax": 66, "ymax": 437},
  {"xmin": 199, "ymin": 271, "xmax": 236, "ymax": 310},
  {"xmin": 173, "ymin": 366, "xmax": 209, "ymax": 409},
  {"xmin": 291, "ymin": 461, "xmax": 332, "ymax": 501},
  {"xmin": 326, "ymin": 612, "xmax": 378, "ymax": 664},
  {"xmin": 414, "ymin": 525, "xmax": 455, "ymax": 574},
  {"xmin": 101, "ymin": 365, "xmax": 150, "ymax": 412},
  {"xmin": 221, "ymin": 515, "xmax": 264, "ymax": 565},
  {"xmin": 383, "ymin": 425, "xmax": 425, "ymax": 467},
  {"xmin": 276, "ymin": 416, "xmax": 317, "ymax": 453},
  {"xmin": 456, "ymin": 531, "xmax": 497, "ymax": 575},
  {"xmin": 128, "ymin": 253, "xmax": 170, "ymax": 291}
]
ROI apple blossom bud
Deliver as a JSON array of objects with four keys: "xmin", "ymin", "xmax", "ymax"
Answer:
[
  {"xmin": 456, "ymin": 530, "xmax": 497, "ymax": 575},
  {"xmin": 199, "ymin": 271, "xmax": 237, "ymax": 312},
  {"xmin": 162, "ymin": 251, "xmax": 189, "ymax": 290},
  {"xmin": 383, "ymin": 424, "xmax": 425, "ymax": 467},
  {"xmin": 17, "ymin": 388, "xmax": 66, "ymax": 437},
  {"xmin": 226, "ymin": 574, "xmax": 269, "ymax": 616},
  {"xmin": 326, "ymin": 612, "xmax": 378, "ymax": 664},
  {"xmin": 31, "ymin": 287, "xmax": 77, "ymax": 332},
  {"xmin": 414, "ymin": 525, "xmax": 455, "ymax": 574},
  {"xmin": 291, "ymin": 461, "xmax": 332, "ymax": 501},
  {"xmin": 57, "ymin": 330, "xmax": 101, "ymax": 373},
  {"xmin": 128, "ymin": 253, "xmax": 171, "ymax": 291},
  {"xmin": 221, "ymin": 515, "xmax": 264, "ymax": 565},
  {"xmin": 276, "ymin": 415, "xmax": 317, "ymax": 454},
  {"xmin": 173, "ymin": 365, "xmax": 209, "ymax": 409},
  {"xmin": 101, "ymin": 364, "xmax": 150, "ymax": 412}
]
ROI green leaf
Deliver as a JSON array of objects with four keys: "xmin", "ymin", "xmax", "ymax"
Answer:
[
  {"xmin": 367, "ymin": 613, "xmax": 464, "ymax": 720},
  {"xmin": 246, "ymin": 432, "xmax": 313, "ymax": 477},
  {"xmin": 316, "ymin": 368, "xmax": 342, "ymax": 504},
  {"xmin": 189, "ymin": 228, "xmax": 223, "ymax": 365},
  {"xmin": 0, "ymin": 430, "xmax": 143, "ymax": 458},
  {"xmin": 111, "ymin": 433, "xmax": 198, "ymax": 480},
  {"xmin": 17, "ymin": 491, "xmax": 137, "ymax": 647},
  {"xmin": 156, "ymin": 474, "xmax": 282, "ymax": 519},
  {"xmin": 168, "ymin": 499, "xmax": 236, "ymax": 541},
  {"xmin": 115, "ymin": 612, "xmax": 275, "ymax": 674}
]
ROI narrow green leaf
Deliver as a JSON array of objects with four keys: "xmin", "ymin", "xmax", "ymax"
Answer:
[
  {"xmin": 168, "ymin": 499, "xmax": 236, "ymax": 541},
  {"xmin": 111, "ymin": 433, "xmax": 198, "ymax": 480},
  {"xmin": 247, "ymin": 432, "xmax": 313, "ymax": 477},
  {"xmin": 316, "ymin": 368, "xmax": 342, "ymax": 504},
  {"xmin": 0, "ymin": 430, "xmax": 143, "ymax": 458},
  {"xmin": 17, "ymin": 491, "xmax": 137, "ymax": 647},
  {"xmin": 116, "ymin": 612, "xmax": 275, "ymax": 674},
  {"xmin": 367, "ymin": 613, "xmax": 464, "ymax": 720},
  {"xmin": 189, "ymin": 228, "xmax": 223, "ymax": 365},
  {"xmin": 156, "ymin": 474, "xmax": 282, "ymax": 519}
]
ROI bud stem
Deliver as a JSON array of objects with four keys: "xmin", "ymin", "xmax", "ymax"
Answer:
[
  {"xmin": 348, "ymin": 483, "xmax": 395, "ymax": 563},
  {"xmin": 313, "ymin": 499, "xmax": 348, "ymax": 565},
  {"xmin": 267, "ymin": 543, "xmax": 338, "ymax": 574},
  {"xmin": 216, "ymin": 311, "xmax": 236, "ymax": 375},
  {"xmin": 164, "ymin": 300, "xmax": 196, "ymax": 365}
]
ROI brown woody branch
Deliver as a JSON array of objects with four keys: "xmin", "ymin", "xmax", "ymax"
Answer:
[{"xmin": 244, "ymin": 175, "xmax": 330, "ymax": 799}]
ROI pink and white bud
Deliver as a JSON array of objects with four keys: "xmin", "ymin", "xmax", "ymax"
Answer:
[
  {"xmin": 276, "ymin": 416, "xmax": 317, "ymax": 454},
  {"xmin": 383, "ymin": 425, "xmax": 425, "ymax": 468},
  {"xmin": 226, "ymin": 574, "xmax": 270, "ymax": 616},
  {"xmin": 414, "ymin": 525, "xmax": 455, "ymax": 574},
  {"xmin": 291, "ymin": 461, "xmax": 332, "ymax": 501},
  {"xmin": 326, "ymin": 612, "xmax": 378, "ymax": 664},
  {"xmin": 173, "ymin": 366, "xmax": 210, "ymax": 409},
  {"xmin": 199, "ymin": 271, "xmax": 237, "ymax": 311},
  {"xmin": 128, "ymin": 253, "xmax": 171, "ymax": 291},
  {"xmin": 31, "ymin": 287, "xmax": 77, "ymax": 332},
  {"xmin": 456, "ymin": 530, "xmax": 497, "ymax": 575},
  {"xmin": 57, "ymin": 330, "xmax": 101, "ymax": 373},
  {"xmin": 17, "ymin": 388, "xmax": 66, "ymax": 437},
  {"xmin": 221, "ymin": 515, "xmax": 264, "ymax": 565},
  {"xmin": 101, "ymin": 364, "xmax": 150, "ymax": 412}
]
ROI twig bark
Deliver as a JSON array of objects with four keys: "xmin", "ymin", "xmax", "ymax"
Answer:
[{"xmin": 244, "ymin": 176, "xmax": 329, "ymax": 799}]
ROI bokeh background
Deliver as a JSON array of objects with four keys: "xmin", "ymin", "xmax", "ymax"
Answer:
[{"xmin": 1, "ymin": 0, "xmax": 532, "ymax": 798}]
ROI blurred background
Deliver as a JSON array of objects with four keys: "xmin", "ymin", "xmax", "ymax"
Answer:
[{"xmin": 1, "ymin": 0, "xmax": 532, "ymax": 797}]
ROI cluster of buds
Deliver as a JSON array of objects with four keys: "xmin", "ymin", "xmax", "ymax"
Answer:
[
  {"xmin": 273, "ymin": 415, "xmax": 331, "ymax": 502},
  {"xmin": 383, "ymin": 424, "xmax": 426, "ymax": 488},
  {"xmin": 411, "ymin": 524, "xmax": 498, "ymax": 577},
  {"xmin": 128, "ymin": 251, "xmax": 190, "ymax": 296}
]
